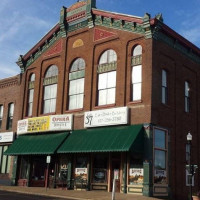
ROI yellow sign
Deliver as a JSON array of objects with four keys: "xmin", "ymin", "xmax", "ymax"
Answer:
[
  {"xmin": 73, "ymin": 39, "xmax": 84, "ymax": 48},
  {"xmin": 27, "ymin": 116, "xmax": 50, "ymax": 132}
]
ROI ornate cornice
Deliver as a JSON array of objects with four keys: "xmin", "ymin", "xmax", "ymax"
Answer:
[{"xmin": 0, "ymin": 75, "xmax": 20, "ymax": 89}]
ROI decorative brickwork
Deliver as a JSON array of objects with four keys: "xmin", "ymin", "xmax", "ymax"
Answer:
[{"xmin": 94, "ymin": 28, "xmax": 117, "ymax": 42}]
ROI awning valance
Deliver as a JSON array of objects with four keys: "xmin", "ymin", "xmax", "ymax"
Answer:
[
  {"xmin": 4, "ymin": 132, "xmax": 69, "ymax": 156},
  {"xmin": 57, "ymin": 125, "xmax": 144, "ymax": 153}
]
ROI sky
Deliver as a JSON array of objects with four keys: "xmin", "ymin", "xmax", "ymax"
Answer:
[{"xmin": 0, "ymin": 0, "xmax": 200, "ymax": 80}]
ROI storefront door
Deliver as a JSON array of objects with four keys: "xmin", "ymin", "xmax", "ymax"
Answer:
[{"xmin": 111, "ymin": 160, "xmax": 120, "ymax": 192}]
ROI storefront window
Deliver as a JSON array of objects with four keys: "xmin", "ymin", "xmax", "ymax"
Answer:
[
  {"xmin": 31, "ymin": 157, "xmax": 46, "ymax": 181},
  {"xmin": 0, "ymin": 146, "xmax": 11, "ymax": 174},
  {"xmin": 93, "ymin": 154, "xmax": 108, "ymax": 183},
  {"xmin": 75, "ymin": 156, "xmax": 87, "ymax": 182},
  {"xmin": 154, "ymin": 128, "xmax": 167, "ymax": 184},
  {"xmin": 19, "ymin": 157, "xmax": 29, "ymax": 179},
  {"xmin": 129, "ymin": 155, "xmax": 143, "ymax": 185}
]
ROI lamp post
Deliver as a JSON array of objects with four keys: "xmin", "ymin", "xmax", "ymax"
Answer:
[{"xmin": 187, "ymin": 132, "xmax": 192, "ymax": 200}]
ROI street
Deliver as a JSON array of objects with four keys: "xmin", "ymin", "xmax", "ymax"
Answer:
[{"xmin": 0, "ymin": 190, "xmax": 75, "ymax": 200}]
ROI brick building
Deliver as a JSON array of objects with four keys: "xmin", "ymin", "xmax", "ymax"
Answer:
[{"xmin": 1, "ymin": 0, "xmax": 200, "ymax": 200}]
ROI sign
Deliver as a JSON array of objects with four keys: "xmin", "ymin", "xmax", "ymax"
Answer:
[
  {"xmin": 0, "ymin": 132, "xmax": 14, "ymax": 143},
  {"xmin": 154, "ymin": 169, "xmax": 167, "ymax": 184},
  {"xmin": 17, "ymin": 114, "xmax": 73, "ymax": 135},
  {"xmin": 129, "ymin": 168, "xmax": 144, "ymax": 185},
  {"xmin": 75, "ymin": 168, "xmax": 87, "ymax": 181},
  {"xmin": 46, "ymin": 155, "xmax": 51, "ymax": 163},
  {"xmin": 84, "ymin": 107, "xmax": 128, "ymax": 128}
]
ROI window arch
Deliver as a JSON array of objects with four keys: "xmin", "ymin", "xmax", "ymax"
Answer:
[
  {"xmin": 131, "ymin": 45, "xmax": 142, "ymax": 101},
  {"xmin": 97, "ymin": 49, "xmax": 117, "ymax": 106},
  {"xmin": 68, "ymin": 58, "xmax": 85, "ymax": 110},
  {"xmin": 43, "ymin": 65, "xmax": 58, "ymax": 114},
  {"xmin": 27, "ymin": 73, "xmax": 35, "ymax": 116}
]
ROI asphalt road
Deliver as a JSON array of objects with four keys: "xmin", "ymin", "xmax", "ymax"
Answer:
[{"xmin": 0, "ymin": 190, "xmax": 75, "ymax": 200}]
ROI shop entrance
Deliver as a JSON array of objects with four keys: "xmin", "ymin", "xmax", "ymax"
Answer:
[{"xmin": 111, "ymin": 160, "xmax": 120, "ymax": 193}]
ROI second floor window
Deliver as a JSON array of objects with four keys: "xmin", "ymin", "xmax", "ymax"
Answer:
[
  {"xmin": 43, "ymin": 65, "xmax": 58, "ymax": 114},
  {"xmin": 185, "ymin": 81, "xmax": 190, "ymax": 113},
  {"xmin": 68, "ymin": 58, "xmax": 85, "ymax": 110},
  {"xmin": 7, "ymin": 103, "xmax": 14, "ymax": 130},
  {"xmin": 162, "ymin": 70, "xmax": 168, "ymax": 104},
  {"xmin": 27, "ymin": 74, "xmax": 35, "ymax": 116},
  {"xmin": 132, "ymin": 45, "xmax": 142, "ymax": 101},
  {"xmin": 97, "ymin": 49, "xmax": 117, "ymax": 106},
  {"xmin": 0, "ymin": 105, "xmax": 3, "ymax": 129}
]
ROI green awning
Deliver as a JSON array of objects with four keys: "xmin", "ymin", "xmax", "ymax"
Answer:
[
  {"xmin": 57, "ymin": 125, "xmax": 144, "ymax": 153},
  {"xmin": 4, "ymin": 132, "xmax": 69, "ymax": 155}
]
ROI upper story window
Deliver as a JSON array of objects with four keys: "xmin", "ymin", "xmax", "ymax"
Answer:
[
  {"xmin": 0, "ymin": 105, "xmax": 3, "ymax": 129},
  {"xmin": 132, "ymin": 45, "xmax": 142, "ymax": 101},
  {"xmin": 162, "ymin": 70, "xmax": 168, "ymax": 104},
  {"xmin": 27, "ymin": 74, "xmax": 35, "ymax": 116},
  {"xmin": 7, "ymin": 103, "xmax": 14, "ymax": 130},
  {"xmin": 185, "ymin": 81, "xmax": 190, "ymax": 113},
  {"xmin": 97, "ymin": 49, "xmax": 117, "ymax": 106},
  {"xmin": 68, "ymin": 58, "xmax": 85, "ymax": 110},
  {"xmin": 43, "ymin": 65, "xmax": 58, "ymax": 114}
]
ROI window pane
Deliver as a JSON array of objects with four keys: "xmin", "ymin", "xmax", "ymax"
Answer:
[
  {"xmin": 133, "ymin": 45, "xmax": 142, "ymax": 56},
  {"xmin": 30, "ymin": 74, "xmax": 35, "ymax": 81},
  {"xmin": 50, "ymin": 84, "xmax": 57, "ymax": 98},
  {"xmin": 50, "ymin": 99, "xmax": 56, "ymax": 113},
  {"xmin": 69, "ymin": 95, "xmax": 77, "ymax": 110},
  {"xmin": 162, "ymin": 87, "xmax": 167, "ymax": 104},
  {"xmin": 107, "ymin": 88, "xmax": 116, "ymax": 104},
  {"xmin": 185, "ymin": 81, "xmax": 189, "ymax": 97},
  {"xmin": 6, "ymin": 154, "xmax": 11, "ymax": 173},
  {"xmin": 108, "ymin": 50, "xmax": 117, "ymax": 63},
  {"xmin": 1, "ymin": 146, "xmax": 8, "ymax": 173},
  {"xmin": 69, "ymin": 80, "xmax": 77, "ymax": 95},
  {"xmin": 133, "ymin": 83, "xmax": 141, "ymax": 101},
  {"xmin": 45, "ymin": 65, "xmax": 58, "ymax": 77},
  {"xmin": 98, "ymin": 73, "xmax": 107, "ymax": 90},
  {"xmin": 9, "ymin": 103, "xmax": 14, "ymax": 117},
  {"xmin": 44, "ymin": 86, "xmax": 51, "ymax": 99},
  {"xmin": 107, "ymin": 71, "xmax": 116, "ymax": 88},
  {"xmin": 155, "ymin": 150, "xmax": 166, "ymax": 170},
  {"xmin": 98, "ymin": 90, "xmax": 107, "ymax": 106},
  {"xmin": 77, "ymin": 94, "xmax": 84, "ymax": 109},
  {"xmin": 43, "ymin": 100, "xmax": 51, "ymax": 114},
  {"xmin": 162, "ymin": 70, "xmax": 167, "ymax": 87},
  {"xmin": 155, "ymin": 129, "xmax": 166, "ymax": 149},
  {"xmin": 0, "ymin": 105, "xmax": 3, "ymax": 118},
  {"xmin": 132, "ymin": 65, "xmax": 142, "ymax": 83},
  {"xmin": 28, "ymin": 103, "xmax": 33, "ymax": 116},
  {"xmin": 29, "ymin": 89, "xmax": 34, "ymax": 103},
  {"xmin": 0, "ymin": 146, "xmax": 2, "ymax": 166},
  {"xmin": 99, "ymin": 52, "xmax": 108, "ymax": 64},
  {"xmin": 77, "ymin": 78, "xmax": 84, "ymax": 94}
]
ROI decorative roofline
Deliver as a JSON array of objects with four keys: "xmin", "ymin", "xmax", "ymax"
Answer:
[{"xmin": 0, "ymin": 75, "xmax": 21, "ymax": 89}]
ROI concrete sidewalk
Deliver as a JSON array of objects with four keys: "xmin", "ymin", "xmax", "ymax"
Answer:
[{"xmin": 0, "ymin": 185, "xmax": 163, "ymax": 200}]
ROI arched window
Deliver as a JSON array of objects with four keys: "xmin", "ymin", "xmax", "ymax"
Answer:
[
  {"xmin": 68, "ymin": 58, "xmax": 85, "ymax": 110},
  {"xmin": 43, "ymin": 65, "xmax": 58, "ymax": 114},
  {"xmin": 97, "ymin": 49, "xmax": 117, "ymax": 106},
  {"xmin": 7, "ymin": 103, "xmax": 14, "ymax": 130},
  {"xmin": 131, "ymin": 45, "xmax": 142, "ymax": 101},
  {"xmin": 27, "ymin": 73, "xmax": 35, "ymax": 116}
]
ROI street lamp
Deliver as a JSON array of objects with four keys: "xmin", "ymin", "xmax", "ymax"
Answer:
[{"xmin": 187, "ymin": 132, "xmax": 192, "ymax": 200}]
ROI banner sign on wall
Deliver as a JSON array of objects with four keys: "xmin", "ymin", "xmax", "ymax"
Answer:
[
  {"xmin": 17, "ymin": 114, "xmax": 73, "ymax": 135},
  {"xmin": 84, "ymin": 107, "xmax": 128, "ymax": 128},
  {"xmin": 0, "ymin": 132, "xmax": 14, "ymax": 143}
]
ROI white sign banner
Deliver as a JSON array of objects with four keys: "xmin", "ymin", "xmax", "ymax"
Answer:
[
  {"xmin": 17, "ymin": 119, "xmax": 28, "ymax": 134},
  {"xmin": 17, "ymin": 114, "xmax": 73, "ymax": 135},
  {"xmin": 75, "ymin": 168, "xmax": 87, "ymax": 175},
  {"xmin": 154, "ymin": 169, "xmax": 167, "ymax": 177},
  {"xmin": 0, "ymin": 132, "xmax": 14, "ymax": 143},
  {"xmin": 129, "ymin": 168, "xmax": 144, "ymax": 176},
  {"xmin": 49, "ymin": 114, "xmax": 73, "ymax": 131},
  {"xmin": 84, "ymin": 107, "xmax": 128, "ymax": 128}
]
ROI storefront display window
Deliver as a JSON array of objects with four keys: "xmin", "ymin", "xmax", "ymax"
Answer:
[
  {"xmin": 129, "ymin": 155, "xmax": 143, "ymax": 185},
  {"xmin": 0, "ymin": 146, "xmax": 11, "ymax": 174},
  {"xmin": 93, "ymin": 154, "xmax": 107, "ymax": 183},
  {"xmin": 154, "ymin": 128, "xmax": 167, "ymax": 184},
  {"xmin": 19, "ymin": 157, "xmax": 29, "ymax": 179},
  {"xmin": 75, "ymin": 156, "xmax": 87, "ymax": 182}
]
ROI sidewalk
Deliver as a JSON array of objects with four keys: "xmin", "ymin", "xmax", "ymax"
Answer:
[{"xmin": 0, "ymin": 185, "xmax": 163, "ymax": 200}]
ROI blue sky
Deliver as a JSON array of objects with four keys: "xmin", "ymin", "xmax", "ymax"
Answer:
[{"xmin": 0, "ymin": 0, "xmax": 200, "ymax": 79}]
